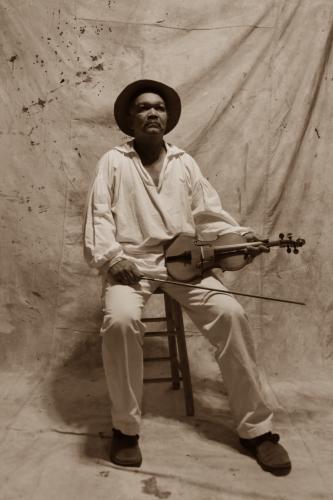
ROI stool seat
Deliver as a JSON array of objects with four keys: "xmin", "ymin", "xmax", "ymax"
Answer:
[{"xmin": 142, "ymin": 289, "xmax": 195, "ymax": 416}]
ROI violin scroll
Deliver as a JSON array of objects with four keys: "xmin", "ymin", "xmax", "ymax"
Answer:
[{"xmin": 278, "ymin": 233, "xmax": 306, "ymax": 254}]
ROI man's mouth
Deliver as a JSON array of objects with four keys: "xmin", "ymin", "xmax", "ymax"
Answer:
[{"xmin": 145, "ymin": 122, "xmax": 161, "ymax": 128}]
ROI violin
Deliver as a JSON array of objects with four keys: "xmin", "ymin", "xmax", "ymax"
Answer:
[
  {"xmin": 141, "ymin": 232, "xmax": 306, "ymax": 305},
  {"xmin": 164, "ymin": 232, "xmax": 306, "ymax": 282}
]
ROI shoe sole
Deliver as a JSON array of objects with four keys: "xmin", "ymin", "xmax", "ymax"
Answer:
[
  {"xmin": 258, "ymin": 460, "xmax": 292, "ymax": 476},
  {"xmin": 110, "ymin": 457, "xmax": 142, "ymax": 467}
]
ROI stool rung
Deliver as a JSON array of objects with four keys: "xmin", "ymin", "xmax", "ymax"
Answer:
[
  {"xmin": 145, "ymin": 331, "xmax": 176, "ymax": 337},
  {"xmin": 143, "ymin": 376, "xmax": 183, "ymax": 384},
  {"xmin": 143, "ymin": 356, "xmax": 171, "ymax": 362},
  {"xmin": 142, "ymin": 317, "xmax": 166, "ymax": 322}
]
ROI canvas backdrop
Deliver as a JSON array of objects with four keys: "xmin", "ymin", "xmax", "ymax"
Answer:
[{"xmin": 1, "ymin": 0, "xmax": 332, "ymax": 383}]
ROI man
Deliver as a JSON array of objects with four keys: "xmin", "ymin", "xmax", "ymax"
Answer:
[{"xmin": 84, "ymin": 79, "xmax": 291, "ymax": 474}]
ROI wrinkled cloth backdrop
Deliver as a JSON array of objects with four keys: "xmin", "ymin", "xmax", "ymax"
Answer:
[{"xmin": 1, "ymin": 0, "xmax": 332, "ymax": 398}]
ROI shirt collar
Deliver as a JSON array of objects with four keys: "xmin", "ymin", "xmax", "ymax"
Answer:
[{"xmin": 113, "ymin": 140, "xmax": 185, "ymax": 159}]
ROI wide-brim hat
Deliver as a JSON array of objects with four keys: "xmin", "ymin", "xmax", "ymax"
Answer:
[{"xmin": 114, "ymin": 79, "xmax": 181, "ymax": 136}]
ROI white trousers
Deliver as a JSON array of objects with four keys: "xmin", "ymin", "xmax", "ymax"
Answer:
[{"xmin": 100, "ymin": 273, "xmax": 273, "ymax": 439}]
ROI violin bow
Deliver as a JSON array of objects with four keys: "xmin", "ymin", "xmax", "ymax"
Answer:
[{"xmin": 142, "ymin": 276, "xmax": 306, "ymax": 306}]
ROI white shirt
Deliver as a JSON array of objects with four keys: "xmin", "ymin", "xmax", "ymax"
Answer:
[{"xmin": 83, "ymin": 140, "xmax": 250, "ymax": 276}]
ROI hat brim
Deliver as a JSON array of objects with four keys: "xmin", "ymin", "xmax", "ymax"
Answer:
[{"xmin": 114, "ymin": 79, "xmax": 181, "ymax": 136}]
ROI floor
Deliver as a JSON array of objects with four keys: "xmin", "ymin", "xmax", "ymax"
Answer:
[{"xmin": 1, "ymin": 343, "xmax": 333, "ymax": 500}]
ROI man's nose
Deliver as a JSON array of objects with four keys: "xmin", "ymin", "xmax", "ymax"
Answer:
[{"xmin": 147, "ymin": 108, "xmax": 158, "ymax": 117}]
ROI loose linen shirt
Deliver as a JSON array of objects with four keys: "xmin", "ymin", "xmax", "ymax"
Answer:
[{"xmin": 84, "ymin": 141, "xmax": 250, "ymax": 276}]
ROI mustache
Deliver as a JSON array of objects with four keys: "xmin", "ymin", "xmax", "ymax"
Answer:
[{"xmin": 144, "ymin": 119, "xmax": 162, "ymax": 127}]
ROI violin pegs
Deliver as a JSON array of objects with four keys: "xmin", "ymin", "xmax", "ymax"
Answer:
[
  {"xmin": 287, "ymin": 247, "xmax": 291, "ymax": 254},
  {"xmin": 279, "ymin": 233, "xmax": 284, "ymax": 240},
  {"xmin": 287, "ymin": 232, "xmax": 292, "ymax": 239},
  {"xmin": 293, "ymin": 248, "xmax": 299, "ymax": 254}
]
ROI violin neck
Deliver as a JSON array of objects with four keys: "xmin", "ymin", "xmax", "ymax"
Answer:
[{"xmin": 214, "ymin": 239, "xmax": 279, "ymax": 257}]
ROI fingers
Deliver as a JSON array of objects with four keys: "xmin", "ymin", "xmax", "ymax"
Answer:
[
  {"xmin": 244, "ymin": 232, "xmax": 267, "ymax": 244},
  {"xmin": 117, "ymin": 269, "xmax": 142, "ymax": 285},
  {"xmin": 109, "ymin": 260, "xmax": 143, "ymax": 285},
  {"xmin": 244, "ymin": 245, "xmax": 270, "ymax": 265},
  {"xmin": 126, "ymin": 265, "xmax": 143, "ymax": 284},
  {"xmin": 244, "ymin": 253, "xmax": 253, "ymax": 265},
  {"xmin": 244, "ymin": 232, "xmax": 256, "ymax": 242},
  {"xmin": 247, "ymin": 245, "xmax": 270, "ymax": 256},
  {"xmin": 259, "ymin": 245, "xmax": 270, "ymax": 253}
]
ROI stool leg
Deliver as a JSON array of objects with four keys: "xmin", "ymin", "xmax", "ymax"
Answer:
[
  {"xmin": 164, "ymin": 294, "xmax": 181, "ymax": 390},
  {"xmin": 170, "ymin": 298, "xmax": 195, "ymax": 417}
]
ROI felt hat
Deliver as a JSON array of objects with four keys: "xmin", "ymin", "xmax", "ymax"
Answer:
[{"xmin": 114, "ymin": 79, "xmax": 181, "ymax": 136}]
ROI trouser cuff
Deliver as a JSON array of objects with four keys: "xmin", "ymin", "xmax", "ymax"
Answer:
[{"xmin": 237, "ymin": 420, "xmax": 273, "ymax": 440}]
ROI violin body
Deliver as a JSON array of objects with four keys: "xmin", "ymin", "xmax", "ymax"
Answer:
[{"xmin": 165, "ymin": 232, "xmax": 305, "ymax": 282}]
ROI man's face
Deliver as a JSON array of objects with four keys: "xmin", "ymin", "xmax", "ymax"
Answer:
[{"xmin": 129, "ymin": 92, "xmax": 168, "ymax": 138}]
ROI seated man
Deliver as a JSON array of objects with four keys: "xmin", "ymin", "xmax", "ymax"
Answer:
[{"xmin": 83, "ymin": 79, "xmax": 291, "ymax": 474}]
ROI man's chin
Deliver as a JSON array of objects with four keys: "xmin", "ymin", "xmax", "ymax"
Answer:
[
  {"xmin": 145, "ymin": 124, "xmax": 162, "ymax": 132},
  {"xmin": 143, "ymin": 128, "xmax": 164, "ymax": 136}
]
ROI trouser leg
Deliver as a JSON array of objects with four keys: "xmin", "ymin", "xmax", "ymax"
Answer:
[
  {"xmin": 100, "ymin": 278, "xmax": 157, "ymax": 435},
  {"xmin": 161, "ymin": 273, "xmax": 273, "ymax": 439}
]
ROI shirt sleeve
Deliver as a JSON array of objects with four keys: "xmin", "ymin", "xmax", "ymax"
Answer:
[
  {"xmin": 83, "ymin": 152, "xmax": 125, "ymax": 270},
  {"xmin": 186, "ymin": 155, "xmax": 252, "ymax": 240}
]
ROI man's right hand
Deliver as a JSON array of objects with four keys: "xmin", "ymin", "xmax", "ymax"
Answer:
[{"xmin": 108, "ymin": 259, "xmax": 143, "ymax": 285}]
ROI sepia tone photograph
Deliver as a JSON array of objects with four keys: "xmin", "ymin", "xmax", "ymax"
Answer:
[{"xmin": 1, "ymin": 1, "xmax": 332, "ymax": 499}]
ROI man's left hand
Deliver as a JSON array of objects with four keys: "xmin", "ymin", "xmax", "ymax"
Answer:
[{"xmin": 243, "ymin": 232, "xmax": 270, "ymax": 265}]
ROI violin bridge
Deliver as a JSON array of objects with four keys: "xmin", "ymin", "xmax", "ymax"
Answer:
[{"xmin": 199, "ymin": 246, "xmax": 215, "ymax": 271}]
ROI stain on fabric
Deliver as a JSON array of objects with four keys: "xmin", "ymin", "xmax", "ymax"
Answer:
[
  {"xmin": 95, "ymin": 24, "xmax": 104, "ymax": 35},
  {"xmin": 34, "ymin": 54, "xmax": 45, "ymax": 67},
  {"xmin": 37, "ymin": 98, "xmax": 46, "ymax": 108},
  {"xmin": 141, "ymin": 477, "xmax": 171, "ymax": 499},
  {"xmin": 93, "ymin": 63, "xmax": 104, "ymax": 71},
  {"xmin": 9, "ymin": 54, "xmax": 18, "ymax": 70},
  {"xmin": 75, "ymin": 75, "xmax": 93, "ymax": 86},
  {"xmin": 23, "ymin": 98, "xmax": 46, "ymax": 112},
  {"xmin": 99, "ymin": 471, "xmax": 109, "ymax": 477}
]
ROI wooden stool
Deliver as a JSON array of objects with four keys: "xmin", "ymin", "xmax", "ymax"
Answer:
[{"xmin": 142, "ymin": 289, "xmax": 195, "ymax": 416}]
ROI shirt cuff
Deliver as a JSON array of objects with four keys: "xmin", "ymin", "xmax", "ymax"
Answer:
[
  {"xmin": 108, "ymin": 255, "xmax": 125, "ymax": 269},
  {"xmin": 239, "ymin": 228, "xmax": 254, "ymax": 237}
]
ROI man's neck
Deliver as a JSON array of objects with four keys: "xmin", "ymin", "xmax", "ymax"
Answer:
[{"xmin": 133, "ymin": 137, "xmax": 166, "ymax": 165}]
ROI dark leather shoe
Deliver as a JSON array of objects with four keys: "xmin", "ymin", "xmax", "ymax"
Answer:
[
  {"xmin": 240, "ymin": 432, "xmax": 291, "ymax": 475},
  {"xmin": 109, "ymin": 428, "xmax": 142, "ymax": 467}
]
